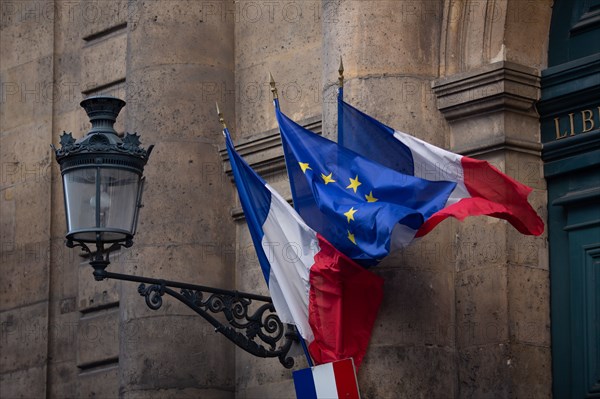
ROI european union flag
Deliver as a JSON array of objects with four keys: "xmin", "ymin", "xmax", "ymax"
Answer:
[{"xmin": 275, "ymin": 101, "xmax": 457, "ymax": 266}]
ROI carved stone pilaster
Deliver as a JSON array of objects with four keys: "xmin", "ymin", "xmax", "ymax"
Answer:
[
  {"xmin": 433, "ymin": 61, "xmax": 540, "ymax": 120},
  {"xmin": 433, "ymin": 61, "xmax": 542, "ymax": 157}
]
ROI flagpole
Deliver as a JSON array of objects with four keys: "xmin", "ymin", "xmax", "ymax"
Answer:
[
  {"xmin": 267, "ymin": 77, "xmax": 315, "ymax": 367},
  {"xmin": 216, "ymin": 102, "xmax": 227, "ymax": 130},
  {"xmin": 338, "ymin": 56, "xmax": 345, "ymax": 146},
  {"xmin": 217, "ymin": 100, "xmax": 315, "ymax": 369},
  {"xmin": 296, "ymin": 326, "xmax": 314, "ymax": 368},
  {"xmin": 269, "ymin": 72, "xmax": 280, "ymax": 110},
  {"xmin": 338, "ymin": 56, "xmax": 344, "ymax": 89}
]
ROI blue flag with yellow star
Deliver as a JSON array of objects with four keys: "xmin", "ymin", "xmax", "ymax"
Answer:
[{"xmin": 274, "ymin": 100, "xmax": 457, "ymax": 266}]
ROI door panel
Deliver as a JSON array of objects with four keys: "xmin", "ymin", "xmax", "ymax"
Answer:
[{"xmin": 540, "ymin": 1, "xmax": 600, "ymax": 397}]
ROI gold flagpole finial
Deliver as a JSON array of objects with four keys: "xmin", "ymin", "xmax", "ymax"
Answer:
[
  {"xmin": 269, "ymin": 72, "xmax": 278, "ymax": 100},
  {"xmin": 216, "ymin": 102, "xmax": 227, "ymax": 129},
  {"xmin": 338, "ymin": 56, "xmax": 344, "ymax": 88}
]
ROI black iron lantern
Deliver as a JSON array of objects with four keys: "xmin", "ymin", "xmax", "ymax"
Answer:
[
  {"xmin": 52, "ymin": 96, "xmax": 297, "ymax": 368},
  {"xmin": 53, "ymin": 96, "xmax": 153, "ymax": 275}
]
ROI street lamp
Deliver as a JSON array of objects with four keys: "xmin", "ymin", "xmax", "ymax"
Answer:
[
  {"xmin": 52, "ymin": 96, "xmax": 295, "ymax": 368},
  {"xmin": 53, "ymin": 96, "xmax": 149, "ymax": 277}
]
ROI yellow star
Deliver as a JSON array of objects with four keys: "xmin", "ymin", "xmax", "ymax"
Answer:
[
  {"xmin": 346, "ymin": 175, "xmax": 362, "ymax": 193},
  {"xmin": 348, "ymin": 231, "xmax": 357, "ymax": 245},
  {"xmin": 343, "ymin": 207, "xmax": 358, "ymax": 223},
  {"xmin": 321, "ymin": 172, "xmax": 336, "ymax": 185},
  {"xmin": 365, "ymin": 191, "xmax": 378, "ymax": 202},
  {"xmin": 299, "ymin": 162, "xmax": 311, "ymax": 173}
]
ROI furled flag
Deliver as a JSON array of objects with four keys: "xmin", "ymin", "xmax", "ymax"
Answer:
[
  {"xmin": 274, "ymin": 100, "xmax": 457, "ymax": 266},
  {"xmin": 293, "ymin": 358, "xmax": 361, "ymax": 399},
  {"xmin": 337, "ymin": 95, "xmax": 544, "ymax": 237},
  {"xmin": 223, "ymin": 127, "xmax": 384, "ymax": 368}
]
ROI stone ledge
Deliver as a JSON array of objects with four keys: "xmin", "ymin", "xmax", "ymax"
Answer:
[
  {"xmin": 220, "ymin": 115, "xmax": 320, "ymax": 222},
  {"xmin": 454, "ymin": 137, "xmax": 542, "ymax": 158},
  {"xmin": 432, "ymin": 61, "xmax": 540, "ymax": 121},
  {"xmin": 219, "ymin": 115, "xmax": 321, "ymax": 180}
]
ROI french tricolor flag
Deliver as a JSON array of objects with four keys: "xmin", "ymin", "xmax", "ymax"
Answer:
[
  {"xmin": 224, "ymin": 128, "xmax": 383, "ymax": 368},
  {"xmin": 293, "ymin": 358, "xmax": 361, "ymax": 399},
  {"xmin": 338, "ymin": 97, "xmax": 544, "ymax": 238}
]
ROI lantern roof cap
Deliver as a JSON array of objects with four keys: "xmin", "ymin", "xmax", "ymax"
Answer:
[{"xmin": 52, "ymin": 96, "xmax": 153, "ymax": 166}]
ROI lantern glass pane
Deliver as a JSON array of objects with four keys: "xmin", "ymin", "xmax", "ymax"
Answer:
[
  {"xmin": 63, "ymin": 167, "xmax": 141, "ymax": 243},
  {"xmin": 63, "ymin": 168, "xmax": 97, "ymax": 240},
  {"xmin": 99, "ymin": 168, "xmax": 141, "ymax": 239}
]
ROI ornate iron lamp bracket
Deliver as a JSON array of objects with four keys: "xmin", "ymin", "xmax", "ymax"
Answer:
[
  {"xmin": 53, "ymin": 96, "xmax": 297, "ymax": 369},
  {"xmin": 94, "ymin": 269, "xmax": 296, "ymax": 369}
]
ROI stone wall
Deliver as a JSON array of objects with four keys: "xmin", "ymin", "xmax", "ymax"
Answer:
[
  {"xmin": 1, "ymin": 0, "xmax": 55, "ymax": 396},
  {"xmin": 120, "ymin": 1, "xmax": 236, "ymax": 398},
  {"xmin": 1, "ymin": 1, "xmax": 553, "ymax": 398}
]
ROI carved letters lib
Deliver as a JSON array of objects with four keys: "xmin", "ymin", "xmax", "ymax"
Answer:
[{"xmin": 553, "ymin": 106, "xmax": 600, "ymax": 140}]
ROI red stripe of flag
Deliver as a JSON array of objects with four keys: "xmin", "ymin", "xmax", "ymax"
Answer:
[
  {"xmin": 461, "ymin": 157, "xmax": 544, "ymax": 236},
  {"xmin": 308, "ymin": 235, "xmax": 384, "ymax": 369},
  {"xmin": 333, "ymin": 359, "xmax": 360, "ymax": 399},
  {"xmin": 416, "ymin": 157, "xmax": 543, "ymax": 237}
]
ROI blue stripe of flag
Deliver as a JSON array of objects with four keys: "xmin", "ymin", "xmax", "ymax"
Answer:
[
  {"xmin": 338, "ymin": 95, "xmax": 414, "ymax": 176},
  {"xmin": 293, "ymin": 367, "xmax": 318, "ymax": 399},
  {"xmin": 223, "ymin": 128, "xmax": 272, "ymax": 283}
]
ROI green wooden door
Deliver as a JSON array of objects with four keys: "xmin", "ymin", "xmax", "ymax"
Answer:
[{"xmin": 539, "ymin": 1, "xmax": 600, "ymax": 397}]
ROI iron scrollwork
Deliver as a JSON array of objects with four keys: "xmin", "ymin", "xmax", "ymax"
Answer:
[
  {"xmin": 138, "ymin": 282, "xmax": 165, "ymax": 310},
  {"xmin": 132, "ymin": 277, "xmax": 296, "ymax": 368}
]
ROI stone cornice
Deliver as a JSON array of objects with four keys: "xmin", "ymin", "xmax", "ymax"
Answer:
[
  {"xmin": 455, "ymin": 137, "xmax": 543, "ymax": 158},
  {"xmin": 432, "ymin": 61, "xmax": 541, "ymax": 121},
  {"xmin": 219, "ymin": 115, "xmax": 321, "ymax": 181},
  {"xmin": 220, "ymin": 116, "xmax": 321, "ymax": 222}
]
